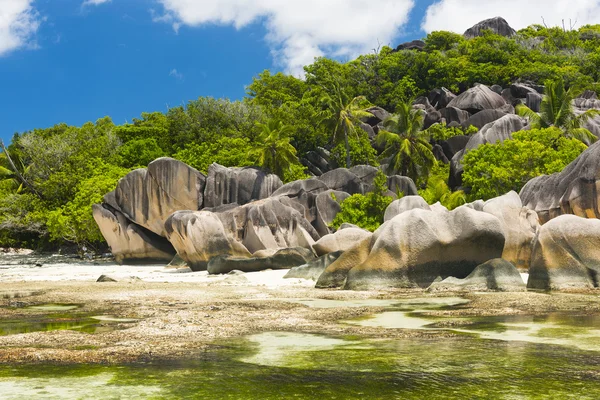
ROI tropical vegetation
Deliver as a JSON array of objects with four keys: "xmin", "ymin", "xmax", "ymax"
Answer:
[{"xmin": 2, "ymin": 20, "xmax": 600, "ymax": 251}]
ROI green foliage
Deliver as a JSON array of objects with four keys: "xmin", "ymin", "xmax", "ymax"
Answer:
[
  {"xmin": 462, "ymin": 128, "xmax": 587, "ymax": 200},
  {"xmin": 427, "ymin": 123, "xmax": 478, "ymax": 141},
  {"xmin": 46, "ymin": 162, "xmax": 131, "ymax": 248},
  {"xmin": 376, "ymin": 100, "xmax": 436, "ymax": 183},
  {"xmin": 331, "ymin": 171, "xmax": 393, "ymax": 232},
  {"xmin": 419, "ymin": 165, "xmax": 466, "ymax": 210},
  {"xmin": 249, "ymin": 120, "xmax": 301, "ymax": 179},
  {"xmin": 117, "ymin": 138, "xmax": 166, "ymax": 168},
  {"xmin": 331, "ymin": 133, "xmax": 379, "ymax": 168},
  {"xmin": 516, "ymin": 77, "xmax": 600, "ymax": 143},
  {"xmin": 174, "ymin": 137, "xmax": 255, "ymax": 174}
]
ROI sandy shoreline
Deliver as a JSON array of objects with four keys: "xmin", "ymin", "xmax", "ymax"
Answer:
[{"xmin": 1, "ymin": 262, "xmax": 600, "ymax": 365}]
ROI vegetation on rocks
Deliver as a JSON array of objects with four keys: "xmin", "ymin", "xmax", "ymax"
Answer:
[{"xmin": 3, "ymin": 19, "xmax": 600, "ymax": 251}]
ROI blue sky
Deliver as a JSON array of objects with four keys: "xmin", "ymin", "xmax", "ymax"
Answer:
[{"xmin": 2, "ymin": 0, "xmax": 599, "ymax": 143}]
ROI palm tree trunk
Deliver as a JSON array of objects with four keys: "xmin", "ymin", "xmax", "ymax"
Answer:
[{"xmin": 344, "ymin": 125, "xmax": 351, "ymax": 168}]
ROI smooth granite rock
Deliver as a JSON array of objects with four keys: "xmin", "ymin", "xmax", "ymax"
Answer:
[
  {"xmin": 316, "ymin": 206, "xmax": 505, "ymax": 290},
  {"xmin": 428, "ymin": 259, "xmax": 526, "ymax": 292},
  {"xmin": 528, "ymin": 215, "xmax": 600, "ymax": 290}
]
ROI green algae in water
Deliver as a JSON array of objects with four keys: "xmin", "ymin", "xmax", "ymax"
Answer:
[{"xmin": 2, "ymin": 335, "xmax": 600, "ymax": 399}]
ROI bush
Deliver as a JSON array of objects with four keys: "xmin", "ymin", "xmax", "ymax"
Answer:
[
  {"xmin": 330, "ymin": 171, "xmax": 393, "ymax": 232},
  {"xmin": 462, "ymin": 128, "xmax": 586, "ymax": 200}
]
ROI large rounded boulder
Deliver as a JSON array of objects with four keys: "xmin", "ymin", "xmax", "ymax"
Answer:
[
  {"xmin": 528, "ymin": 215, "xmax": 600, "ymax": 290},
  {"xmin": 316, "ymin": 206, "xmax": 505, "ymax": 290},
  {"xmin": 520, "ymin": 140, "xmax": 600, "ymax": 223},
  {"xmin": 203, "ymin": 163, "xmax": 282, "ymax": 208},
  {"xmin": 464, "ymin": 17, "xmax": 516, "ymax": 39},
  {"xmin": 313, "ymin": 228, "xmax": 372, "ymax": 257},
  {"xmin": 114, "ymin": 158, "xmax": 206, "ymax": 237},
  {"xmin": 447, "ymin": 85, "xmax": 506, "ymax": 114},
  {"xmin": 481, "ymin": 191, "xmax": 539, "ymax": 270},
  {"xmin": 164, "ymin": 210, "xmax": 251, "ymax": 271},
  {"xmin": 92, "ymin": 204, "xmax": 176, "ymax": 264}
]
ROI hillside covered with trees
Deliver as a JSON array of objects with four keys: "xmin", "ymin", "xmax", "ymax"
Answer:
[{"xmin": 3, "ymin": 17, "xmax": 600, "ymax": 253}]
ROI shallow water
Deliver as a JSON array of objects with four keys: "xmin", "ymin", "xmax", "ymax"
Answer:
[{"xmin": 2, "ymin": 331, "xmax": 600, "ymax": 399}]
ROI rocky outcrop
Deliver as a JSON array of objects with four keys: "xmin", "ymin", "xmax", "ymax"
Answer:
[
  {"xmin": 428, "ymin": 259, "xmax": 526, "ymax": 292},
  {"xmin": 316, "ymin": 206, "xmax": 505, "ymax": 290},
  {"xmin": 92, "ymin": 204, "xmax": 176, "ymax": 264},
  {"xmin": 387, "ymin": 176, "xmax": 418, "ymax": 196},
  {"xmin": 528, "ymin": 215, "xmax": 600, "ymax": 290},
  {"xmin": 451, "ymin": 115, "xmax": 528, "ymax": 188},
  {"xmin": 429, "ymin": 88, "xmax": 456, "ymax": 109},
  {"xmin": 384, "ymin": 196, "xmax": 430, "ymax": 222},
  {"xmin": 203, "ymin": 163, "xmax": 282, "ymax": 208},
  {"xmin": 520, "ymin": 140, "xmax": 600, "ymax": 223},
  {"xmin": 207, "ymin": 247, "xmax": 315, "ymax": 275},
  {"xmin": 447, "ymin": 85, "xmax": 506, "ymax": 114},
  {"xmin": 114, "ymin": 158, "xmax": 206, "ymax": 237},
  {"xmin": 395, "ymin": 40, "xmax": 426, "ymax": 51},
  {"xmin": 164, "ymin": 210, "xmax": 251, "ymax": 271},
  {"xmin": 481, "ymin": 192, "xmax": 539, "ymax": 270},
  {"xmin": 461, "ymin": 109, "xmax": 507, "ymax": 130},
  {"xmin": 313, "ymin": 228, "xmax": 372, "ymax": 257},
  {"xmin": 464, "ymin": 17, "xmax": 516, "ymax": 39},
  {"xmin": 302, "ymin": 147, "xmax": 335, "ymax": 176},
  {"xmin": 284, "ymin": 251, "xmax": 343, "ymax": 281},
  {"xmin": 216, "ymin": 197, "xmax": 319, "ymax": 255},
  {"xmin": 314, "ymin": 190, "xmax": 350, "ymax": 236},
  {"xmin": 440, "ymin": 107, "xmax": 470, "ymax": 125},
  {"xmin": 365, "ymin": 107, "xmax": 391, "ymax": 126}
]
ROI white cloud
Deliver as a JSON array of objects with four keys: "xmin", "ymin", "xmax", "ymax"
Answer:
[
  {"xmin": 82, "ymin": 0, "xmax": 111, "ymax": 6},
  {"xmin": 0, "ymin": 0, "xmax": 41, "ymax": 56},
  {"xmin": 422, "ymin": 0, "xmax": 600, "ymax": 34},
  {"xmin": 154, "ymin": 0, "xmax": 415, "ymax": 76},
  {"xmin": 169, "ymin": 68, "xmax": 184, "ymax": 80}
]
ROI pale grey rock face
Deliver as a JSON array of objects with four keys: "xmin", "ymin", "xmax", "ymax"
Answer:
[
  {"xmin": 312, "ymin": 228, "xmax": 373, "ymax": 257},
  {"xmin": 216, "ymin": 197, "xmax": 319, "ymax": 255},
  {"xmin": 481, "ymin": 191, "xmax": 539, "ymax": 271},
  {"xmin": 387, "ymin": 176, "xmax": 418, "ymax": 196},
  {"xmin": 316, "ymin": 206, "xmax": 505, "ymax": 290},
  {"xmin": 92, "ymin": 204, "xmax": 175, "ymax": 264},
  {"xmin": 114, "ymin": 158, "xmax": 206, "ymax": 237},
  {"xmin": 164, "ymin": 210, "xmax": 251, "ymax": 272},
  {"xmin": 520, "ymin": 140, "xmax": 600, "ymax": 223},
  {"xmin": 313, "ymin": 190, "xmax": 350, "ymax": 237},
  {"xmin": 284, "ymin": 251, "xmax": 344, "ymax": 281},
  {"xmin": 429, "ymin": 87, "xmax": 456, "ymax": 109},
  {"xmin": 461, "ymin": 109, "xmax": 507, "ymax": 130},
  {"xmin": 384, "ymin": 196, "xmax": 430, "ymax": 222},
  {"xmin": 203, "ymin": 163, "xmax": 282, "ymax": 208},
  {"xmin": 428, "ymin": 259, "xmax": 525, "ymax": 292},
  {"xmin": 207, "ymin": 247, "xmax": 315, "ymax": 275},
  {"xmin": 463, "ymin": 17, "xmax": 516, "ymax": 39},
  {"xmin": 448, "ymin": 85, "xmax": 507, "ymax": 114},
  {"xmin": 528, "ymin": 215, "xmax": 600, "ymax": 290}
]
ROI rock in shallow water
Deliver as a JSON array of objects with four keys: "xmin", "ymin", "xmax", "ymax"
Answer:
[
  {"xmin": 528, "ymin": 215, "xmax": 600, "ymax": 290},
  {"xmin": 316, "ymin": 206, "xmax": 505, "ymax": 290}
]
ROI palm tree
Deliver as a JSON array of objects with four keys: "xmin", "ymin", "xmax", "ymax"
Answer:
[
  {"xmin": 516, "ymin": 77, "xmax": 600, "ymax": 143},
  {"xmin": 249, "ymin": 120, "xmax": 299, "ymax": 179},
  {"xmin": 420, "ymin": 176, "xmax": 466, "ymax": 210},
  {"xmin": 376, "ymin": 101, "xmax": 436, "ymax": 183},
  {"xmin": 0, "ymin": 140, "xmax": 34, "ymax": 195},
  {"xmin": 321, "ymin": 82, "xmax": 373, "ymax": 168}
]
